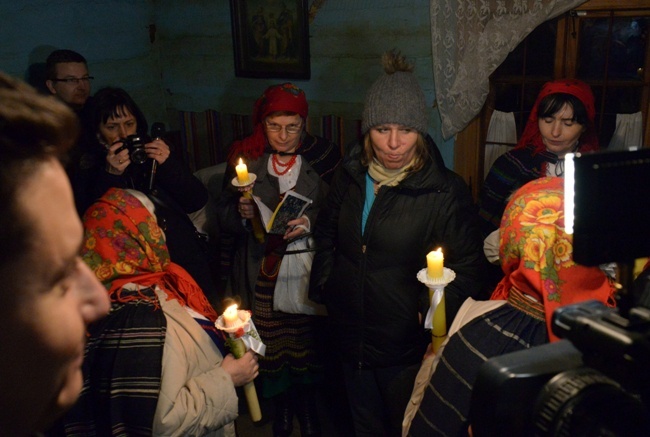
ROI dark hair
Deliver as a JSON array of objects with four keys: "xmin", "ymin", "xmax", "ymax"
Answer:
[
  {"xmin": 91, "ymin": 87, "xmax": 148, "ymax": 138},
  {"xmin": 0, "ymin": 71, "xmax": 78, "ymax": 275},
  {"xmin": 45, "ymin": 49, "xmax": 87, "ymax": 81},
  {"xmin": 537, "ymin": 93, "xmax": 590, "ymax": 127}
]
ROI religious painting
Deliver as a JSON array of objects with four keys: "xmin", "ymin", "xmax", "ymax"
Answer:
[{"xmin": 230, "ymin": 0, "xmax": 310, "ymax": 79}]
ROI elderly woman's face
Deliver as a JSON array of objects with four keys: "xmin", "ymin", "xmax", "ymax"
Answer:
[
  {"xmin": 369, "ymin": 124, "xmax": 419, "ymax": 169},
  {"xmin": 539, "ymin": 103, "xmax": 585, "ymax": 157},
  {"xmin": 264, "ymin": 114, "xmax": 303, "ymax": 154}
]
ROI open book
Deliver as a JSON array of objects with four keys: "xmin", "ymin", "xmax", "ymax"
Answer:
[{"xmin": 253, "ymin": 190, "xmax": 313, "ymax": 234}]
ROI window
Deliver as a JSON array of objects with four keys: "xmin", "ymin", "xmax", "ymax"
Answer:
[
  {"xmin": 464, "ymin": 3, "xmax": 650, "ymax": 199},
  {"xmin": 489, "ymin": 10, "xmax": 649, "ymax": 148}
]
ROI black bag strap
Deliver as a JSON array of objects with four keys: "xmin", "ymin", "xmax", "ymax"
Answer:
[{"xmin": 272, "ymin": 232, "xmax": 316, "ymax": 256}]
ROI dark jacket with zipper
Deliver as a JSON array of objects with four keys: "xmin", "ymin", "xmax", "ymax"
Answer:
[{"xmin": 310, "ymin": 135, "xmax": 484, "ymax": 369}]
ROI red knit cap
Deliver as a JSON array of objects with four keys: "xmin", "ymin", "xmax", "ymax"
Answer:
[
  {"xmin": 515, "ymin": 79, "xmax": 599, "ymax": 154},
  {"xmin": 228, "ymin": 83, "xmax": 308, "ymax": 164}
]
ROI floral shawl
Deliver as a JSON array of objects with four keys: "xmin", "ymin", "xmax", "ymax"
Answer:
[
  {"xmin": 490, "ymin": 177, "xmax": 617, "ymax": 341},
  {"xmin": 82, "ymin": 187, "xmax": 218, "ymax": 322}
]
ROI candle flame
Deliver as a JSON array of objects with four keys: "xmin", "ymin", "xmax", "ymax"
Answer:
[
  {"xmin": 225, "ymin": 303, "xmax": 238, "ymax": 316},
  {"xmin": 238, "ymin": 158, "xmax": 244, "ymax": 165},
  {"xmin": 435, "ymin": 247, "xmax": 442, "ymax": 253}
]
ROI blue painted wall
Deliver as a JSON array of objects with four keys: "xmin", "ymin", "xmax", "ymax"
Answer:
[{"xmin": 0, "ymin": 0, "xmax": 455, "ymax": 166}]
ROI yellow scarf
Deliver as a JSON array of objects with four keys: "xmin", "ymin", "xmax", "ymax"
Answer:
[{"xmin": 368, "ymin": 157, "xmax": 415, "ymax": 192}]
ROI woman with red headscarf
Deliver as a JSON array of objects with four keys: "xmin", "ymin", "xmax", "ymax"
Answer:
[
  {"xmin": 478, "ymin": 79, "xmax": 599, "ymax": 239},
  {"xmin": 406, "ymin": 177, "xmax": 617, "ymax": 437},
  {"xmin": 218, "ymin": 83, "xmax": 341, "ymax": 437}
]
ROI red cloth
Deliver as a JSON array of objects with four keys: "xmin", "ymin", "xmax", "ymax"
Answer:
[
  {"xmin": 82, "ymin": 188, "xmax": 219, "ymax": 322},
  {"xmin": 490, "ymin": 177, "xmax": 616, "ymax": 341},
  {"xmin": 227, "ymin": 83, "xmax": 308, "ymax": 165},
  {"xmin": 515, "ymin": 78, "xmax": 599, "ymax": 154}
]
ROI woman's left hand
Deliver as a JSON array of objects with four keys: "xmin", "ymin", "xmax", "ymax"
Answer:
[
  {"xmin": 284, "ymin": 216, "xmax": 309, "ymax": 240},
  {"xmin": 145, "ymin": 138, "xmax": 171, "ymax": 165}
]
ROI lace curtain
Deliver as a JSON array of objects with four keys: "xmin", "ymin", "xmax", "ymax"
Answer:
[
  {"xmin": 484, "ymin": 110, "xmax": 517, "ymax": 179},
  {"xmin": 431, "ymin": 0, "xmax": 587, "ymax": 140},
  {"xmin": 608, "ymin": 112, "xmax": 643, "ymax": 151}
]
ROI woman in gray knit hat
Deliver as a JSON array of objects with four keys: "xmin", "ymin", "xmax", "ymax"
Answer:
[{"xmin": 309, "ymin": 50, "xmax": 485, "ymax": 436}]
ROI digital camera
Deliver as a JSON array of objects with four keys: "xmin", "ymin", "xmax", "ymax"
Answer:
[{"xmin": 116, "ymin": 134, "xmax": 149, "ymax": 165}]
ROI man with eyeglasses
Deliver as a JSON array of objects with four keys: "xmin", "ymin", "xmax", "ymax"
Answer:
[
  {"xmin": 45, "ymin": 49, "xmax": 101, "ymax": 215},
  {"xmin": 45, "ymin": 49, "xmax": 93, "ymax": 111}
]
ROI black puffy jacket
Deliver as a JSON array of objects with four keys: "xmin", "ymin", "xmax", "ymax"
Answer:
[{"xmin": 310, "ymin": 136, "xmax": 484, "ymax": 369}]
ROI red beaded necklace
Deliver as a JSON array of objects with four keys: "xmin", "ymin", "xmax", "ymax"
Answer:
[{"xmin": 271, "ymin": 153, "xmax": 298, "ymax": 176}]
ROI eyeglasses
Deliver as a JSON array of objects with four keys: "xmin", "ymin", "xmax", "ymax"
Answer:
[
  {"xmin": 52, "ymin": 76, "xmax": 94, "ymax": 85},
  {"xmin": 265, "ymin": 121, "xmax": 303, "ymax": 135}
]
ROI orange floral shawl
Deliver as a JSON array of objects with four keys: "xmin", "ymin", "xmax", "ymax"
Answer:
[
  {"xmin": 81, "ymin": 187, "xmax": 218, "ymax": 322},
  {"xmin": 491, "ymin": 177, "xmax": 617, "ymax": 341}
]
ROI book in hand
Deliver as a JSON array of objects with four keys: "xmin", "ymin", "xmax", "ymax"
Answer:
[{"xmin": 252, "ymin": 190, "xmax": 313, "ymax": 235}]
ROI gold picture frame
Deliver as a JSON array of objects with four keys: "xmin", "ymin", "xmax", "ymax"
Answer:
[{"xmin": 230, "ymin": 0, "xmax": 311, "ymax": 79}]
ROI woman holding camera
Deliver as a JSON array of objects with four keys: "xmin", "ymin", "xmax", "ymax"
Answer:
[
  {"xmin": 90, "ymin": 87, "xmax": 218, "ymax": 303},
  {"xmin": 92, "ymin": 87, "xmax": 206, "ymax": 213}
]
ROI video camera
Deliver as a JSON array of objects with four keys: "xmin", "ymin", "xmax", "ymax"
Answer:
[{"xmin": 469, "ymin": 148, "xmax": 650, "ymax": 436}]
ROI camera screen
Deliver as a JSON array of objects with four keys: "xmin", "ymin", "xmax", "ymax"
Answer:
[{"xmin": 567, "ymin": 148, "xmax": 650, "ymax": 266}]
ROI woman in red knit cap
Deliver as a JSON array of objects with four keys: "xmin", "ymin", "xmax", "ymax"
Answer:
[{"xmin": 218, "ymin": 83, "xmax": 340, "ymax": 437}]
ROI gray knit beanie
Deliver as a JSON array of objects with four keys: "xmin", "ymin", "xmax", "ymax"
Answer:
[{"xmin": 361, "ymin": 50, "xmax": 428, "ymax": 134}]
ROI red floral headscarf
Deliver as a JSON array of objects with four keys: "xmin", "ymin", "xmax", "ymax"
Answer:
[
  {"xmin": 490, "ymin": 177, "xmax": 616, "ymax": 341},
  {"xmin": 515, "ymin": 78, "xmax": 599, "ymax": 154},
  {"xmin": 81, "ymin": 188, "xmax": 218, "ymax": 322},
  {"xmin": 227, "ymin": 82, "xmax": 308, "ymax": 165}
]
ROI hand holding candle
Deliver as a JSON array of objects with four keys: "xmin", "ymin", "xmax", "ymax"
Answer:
[
  {"xmin": 231, "ymin": 157, "xmax": 265, "ymax": 243},
  {"xmin": 216, "ymin": 304, "xmax": 266, "ymax": 422},
  {"xmin": 427, "ymin": 248, "xmax": 444, "ymax": 279}
]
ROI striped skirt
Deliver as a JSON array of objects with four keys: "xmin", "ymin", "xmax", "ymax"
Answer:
[
  {"xmin": 408, "ymin": 290, "xmax": 548, "ymax": 436},
  {"xmin": 254, "ymin": 237, "xmax": 324, "ymax": 398}
]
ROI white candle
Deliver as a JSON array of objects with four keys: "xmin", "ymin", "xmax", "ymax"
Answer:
[
  {"xmin": 426, "ymin": 248, "xmax": 444, "ymax": 279},
  {"xmin": 223, "ymin": 304, "xmax": 240, "ymax": 328},
  {"xmin": 235, "ymin": 158, "xmax": 249, "ymax": 185}
]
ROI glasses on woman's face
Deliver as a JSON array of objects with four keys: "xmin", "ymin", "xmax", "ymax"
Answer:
[{"xmin": 265, "ymin": 121, "xmax": 303, "ymax": 135}]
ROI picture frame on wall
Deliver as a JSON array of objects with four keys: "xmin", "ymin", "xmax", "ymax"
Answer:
[{"xmin": 229, "ymin": 0, "xmax": 311, "ymax": 80}]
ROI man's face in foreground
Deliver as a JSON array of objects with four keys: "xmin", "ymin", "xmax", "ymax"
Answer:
[{"xmin": 0, "ymin": 159, "xmax": 109, "ymax": 435}]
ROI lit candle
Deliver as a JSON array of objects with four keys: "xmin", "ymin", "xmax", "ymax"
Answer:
[
  {"xmin": 223, "ymin": 303, "xmax": 240, "ymax": 328},
  {"xmin": 235, "ymin": 158, "xmax": 249, "ymax": 185},
  {"xmin": 426, "ymin": 248, "xmax": 444, "ymax": 279},
  {"xmin": 218, "ymin": 304, "xmax": 263, "ymax": 422}
]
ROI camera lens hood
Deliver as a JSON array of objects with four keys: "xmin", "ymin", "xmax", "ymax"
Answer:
[{"xmin": 533, "ymin": 367, "xmax": 649, "ymax": 436}]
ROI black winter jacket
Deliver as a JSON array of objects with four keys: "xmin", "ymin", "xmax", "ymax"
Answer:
[{"xmin": 310, "ymin": 136, "xmax": 484, "ymax": 369}]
